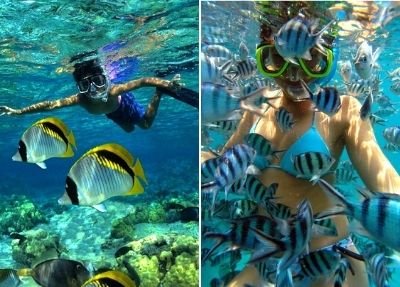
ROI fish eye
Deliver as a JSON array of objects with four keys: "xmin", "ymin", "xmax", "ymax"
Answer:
[{"xmin": 361, "ymin": 56, "xmax": 367, "ymax": 63}]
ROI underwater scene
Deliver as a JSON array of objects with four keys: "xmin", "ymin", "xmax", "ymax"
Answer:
[
  {"xmin": 0, "ymin": 1, "xmax": 198, "ymax": 287},
  {"xmin": 201, "ymin": 1, "xmax": 400, "ymax": 287}
]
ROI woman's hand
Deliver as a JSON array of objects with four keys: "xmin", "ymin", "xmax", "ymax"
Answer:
[{"xmin": 0, "ymin": 106, "xmax": 21, "ymax": 115}]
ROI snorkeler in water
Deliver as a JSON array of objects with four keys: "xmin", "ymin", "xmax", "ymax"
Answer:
[{"xmin": 0, "ymin": 51, "xmax": 198, "ymax": 133}]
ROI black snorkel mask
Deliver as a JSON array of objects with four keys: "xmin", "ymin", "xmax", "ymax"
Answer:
[{"xmin": 71, "ymin": 54, "xmax": 110, "ymax": 102}]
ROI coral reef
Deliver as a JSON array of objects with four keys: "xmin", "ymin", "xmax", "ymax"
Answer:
[
  {"xmin": 11, "ymin": 229, "xmax": 64, "ymax": 266},
  {"xmin": 116, "ymin": 233, "xmax": 198, "ymax": 286},
  {"xmin": 0, "ymin": 195, "xmax": 46, "ymax": 235}
]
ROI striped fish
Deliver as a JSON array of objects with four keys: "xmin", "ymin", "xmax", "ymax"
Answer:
[
  {"xmin": 302, "ymin": 82, "xmax": 342, "ymax": 116},
  {"xmin": 374, "ymin": 106, "xmax": 397, "ymax": 117},
  {"xmin": 366, "ymin": 253, "xmax": 389, "ymax": 287},
  {"xmin": 201, "ymin": 144, "xmax": 256, "ymax": 208},
  {"xmin": 205, "ymin": 119, "xmax": 240, "ymax": 135},
  {"xmin": 58, "ymin": 143, "xmax": 147, "ymax": 212},
  {"xmin": 384, "ymin": 143, "xmax": 400, "ymax": 153},
  {"xmin": 387, "ymin": 67, "xmax": 400, "ymax": 79},
  {"xmin": 317, "ymin": 178, "xmax": 400, "ymax": 252},
  {"xmin": 250, "ymin": 200, "xmax": 314, "ymax": 287},
  {"xmin": 274, "ymin": 15, "xmax": 333, "ymax": 64},
  {"xmin": 383, "ymin": 126, "xmax": 400, "ymax": 146},
  {"xmin": 295, "ymin": 248, "xmax": 341, "ymax": 281},
  {"xmin": 201, "ymin": 53, "xmax": 233, "ymax": 85},
  {"xmin": 333, "ymin": 258, "xmax": 351, "ymax": 287},
  {"xmin": 390, "ymin": 81, "xmax": 400, "ymax": 95},
  {"xmin": 230, "ymin": 58, "xmax": 257, "ymax": 80},
  {"xmin": 345, "ymin": 81, "xmax": 369, "ymax": 98},
  {"xmin": 246, "ymin": 133, "xmax": 281, "ymax": 158},
  {"xmin": 230, "ymin": 199, "xmax": 258, "ymax": 219},
  {"xmin": 275, "ymin": 107, "xmax": 295, "ymax": 132},
  {"xmin": 255, "ymin": 258, "xmax": 280, "ymax": 284},
  {"xmin": 203, "ymin": 45, "xmax": 233, "ymax": 59},
  {"xmin": 0, "ymin": 269, "xmax": 21, "ymax": 287},
  {"xmin": 360, "ymin": 92, "xmax": 373, "ymax": 120},
  {"xmin": 375, "ymin": 94, "xmax": 395, "ymax": 109},
  {"xmin": 335, "ymin": 167, "xmax": 358, "ymax": 184},
  {"xmin": 201, "ymin": 156, "xmax": 222, "ymax": 182},
  {"xmin": 369, "ymin": 114, "xmax": 386, "ymax": 126},
  {"xmin": 267, "ymin": 203, "xmax": 292, "ymax": 220},
  {"xmin": 201, "ymin": 82, "xmax": 241, "ymax": 123},
  {"xmin": 293, "ymin": 152, "xmax": 335, "ymax": 181},
  {"xmin": 203, "ymin": 215, "xmax": 284, "ymax": 262},
  {"xmin": 12, "ymin": 117, "xmax": 76, "ymax": 169},
  {"xmin": 210, "ymin": 249, "xmax": 242, "ymax": 268},
  {"xmin": 245, "ymin": 175, "xmax": 278, "ymax": 207}
]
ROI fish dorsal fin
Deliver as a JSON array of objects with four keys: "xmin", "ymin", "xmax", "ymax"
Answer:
[
  {"xmin": 85, "ymin": 144, "xmax": 135, "ymax": 165},
  {"xmin": 35, "ymin": 117, "xmax": 75, "ymax": 148}
]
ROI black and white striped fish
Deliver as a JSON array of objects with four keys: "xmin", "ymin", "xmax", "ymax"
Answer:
[
  {"xmin": 384, "ymin": 143, "xmax": 400, "ymax": 153},
  {"xmin": 230, "ymin": 58, "xmax": 257, "ymax": 80},
  {"xmin": 203, "ymin": 45, "xmax": 233, "ymax": 59},
  {"xmin": 203, "ymin": 215, "xmax": 284, "ymax": 262},
  {"xmin": 366, "ymin": 253, "xmax": 389, "ymax": 287},
  {"xmin": 335, "ymin": 167, "xmax": 358, "ymax": 184},
  {"xmin": 345, "ymin": 81, "xmax": 369, "ymax": 98},
  {"xmin": 295, "ymin": 248, "xmax": 341, "ymax": 281},
  {"xmin": 369, "ymin": 114, "xmax": 386, "ymax": 126},
  {"xmin": 210, "ymin": 249, "xmax": 242, "ymax": 268},
  {"xmin": 383, "ymin": 126, "xmax": 400, "ymax": 146},
  {"xmin": 267, "ymin": 203, "xmax": 292, "ymax": 220},
  {"xmin": 333, "ymin": 258, "xmax": 351, "ymax": 287},
  {"xmin": 201, "ymin": 144, "xmax": 256, "ymax": 208},
  {"xmin": 230, "ymin": 199, "xmax": 258, "ymax": 219},
  {"xmin": 293, "ymin": 152, "xmax": 335, "ymax": 182},
  {"xmin": 201, "ymin": 53, "xmax": 233, "ymax": 85},
  {"xmin": 201, "ymin": 82, "xmax": 241, "ymax": 123},
  {"xmin": 374, "ymin": 106, "xmax": 397, "ymax": 117},
  {"xmin": 201, "ymin": 156, "xmax": 222, "ymax": 182},
  {"xmin": 250, "ymin": 200, "xmax": 314, "ymax": 287},
  {"xmin": 244, "ymin": 175, "xmax": 278, "ymax": 206},
  {"xmin": 317, "ymin": 178, "xmax": 400, "ymax": 252},
  {"xmin": 274, "ymin": 15, "xmax": 333, "ymax": 64},
  {"xmin": 360, "ymin": 92, "xmax": 373, "ymax": 120},
  {"xmin": 275, "ymin": 107, "xmax": 295, "ymax": 132},
  {"xmin": 245, "ymin": 133, "xmax": 282, "ymax": 158},
  {"xmin": 205, "ymin": 119, "xmax": 240, "ymax": 135},
  {"xmin": 302, "ymin": 81, "xmax": 342, "ymax": 116}
]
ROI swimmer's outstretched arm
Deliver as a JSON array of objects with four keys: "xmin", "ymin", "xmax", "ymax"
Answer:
[
  {"xmin": 109, "ymin": 76, "xmax": 181, "ymax": 97},
  {"xmin": 343, "ymin": 96, "xmax": 400, "ymax": 192},
  {"xmin": 0, "ymin": 94, "xmax": 79, "ymax": 115}
]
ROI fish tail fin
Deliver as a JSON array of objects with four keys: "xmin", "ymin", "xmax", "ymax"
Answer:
[
  {"xmin": 133, "ymin": 159, "xmax": 147, "ymax": 184},
  {"xmin": 16, "ymin": 268, "xmax": 33, "ymax": 277},
  {"xmin": 63, "ymin": 143, "xmax": 75, "ymax": 157},
  {"xmin": 127, "ymin": 175, "xmax": 145, "ymax": 196}
]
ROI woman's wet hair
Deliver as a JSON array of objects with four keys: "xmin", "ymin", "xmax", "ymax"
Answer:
[{"xmin": 72, "ymin": 58, "xmax": 104, "ymax": 83}]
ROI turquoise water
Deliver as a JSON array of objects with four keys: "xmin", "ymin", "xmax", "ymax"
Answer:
[
  {"xmin": 201, "ymin": 1, "xmax": 400, "ymax": 287},
  {"xmin": 0, "ymin": 1, "xmax": 199, "ymax": 286}
]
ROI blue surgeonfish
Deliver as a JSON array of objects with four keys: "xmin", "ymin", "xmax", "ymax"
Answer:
[
  {"xmin": 317, "ymin": 178, "xmax": 400, "ymax": 253},
  {"xmin": 12, "ymin": 117, "xmax": 76, "ymax": 169},
  {"xmin": 274, "ymin": 14, "xmax": 334, "ymax": 64},
  {"xmin": 58, "ymin": 143, "xmax": 147, "ymax": 212}
]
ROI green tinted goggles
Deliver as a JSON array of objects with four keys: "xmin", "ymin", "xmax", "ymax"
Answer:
[{"xmin": 255, "ymin": 44, "xmax": 334, "ymax": 78}]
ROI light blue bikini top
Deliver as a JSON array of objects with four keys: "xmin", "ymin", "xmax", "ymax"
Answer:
[{"xmin": 250, "ymin": 111, "xmax": 331, "ymax": 177}]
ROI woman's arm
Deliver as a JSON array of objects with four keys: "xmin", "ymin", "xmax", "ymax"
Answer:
[
  {"xmin": 0, "ymin": 94, "xmax": 79, "ymax": 115},
  {"xmin": 109, "ymin": 75, "xmax": 181, "ymax": 97},
  {"xmin": 343, "ymin": 95, "xmax": 400, "ymax": 192}
]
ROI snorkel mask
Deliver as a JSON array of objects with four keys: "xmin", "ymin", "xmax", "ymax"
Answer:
[{"xmin": 72, "ymin": 55, "xmax": 110, "ymax": 102}]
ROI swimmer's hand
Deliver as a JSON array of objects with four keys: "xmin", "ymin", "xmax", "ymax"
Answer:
[
  {"xmin": 0, "ymin": 106, "xmax": 21, "ymax": 116},
  {"xmin": 169, "ymin": 74, "xmax": 184, "ymax": 90}
]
